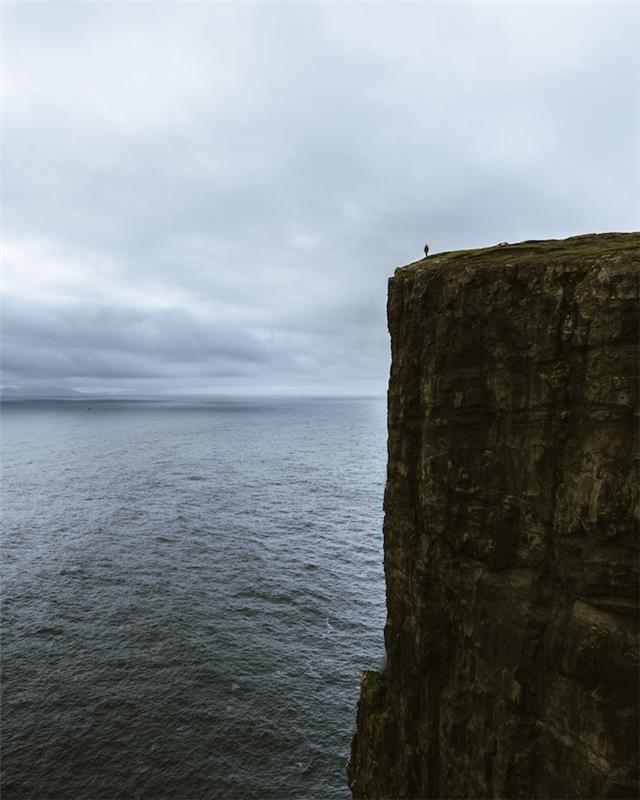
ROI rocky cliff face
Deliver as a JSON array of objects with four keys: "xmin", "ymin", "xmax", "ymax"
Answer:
[{"xmin": 348, "ymin": 233, "xmax": 639, "ymax": 799}]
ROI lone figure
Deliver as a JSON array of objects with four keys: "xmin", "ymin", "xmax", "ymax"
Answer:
[{"xmin": 424, "ymin": 242, "xmax": 429, "ymax": 258}]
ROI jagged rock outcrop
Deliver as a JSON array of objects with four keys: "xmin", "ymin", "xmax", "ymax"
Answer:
[{"xmin": 348, "ymin": 233, "xmax": 639, "ymax": 799}]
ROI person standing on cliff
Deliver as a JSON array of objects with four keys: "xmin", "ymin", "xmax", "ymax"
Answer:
[{"xmin": 424, "ymin": 243, "xmax": 429, "ymax": 258}]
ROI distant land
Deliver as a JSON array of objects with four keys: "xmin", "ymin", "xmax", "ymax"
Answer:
[
  {"xmin": 0, "ymin": 386, "xmax": 123, "ymax": 400},
  {"xmin": 0, "ymin": 386, "xmax": 382, "ymax": 402}
]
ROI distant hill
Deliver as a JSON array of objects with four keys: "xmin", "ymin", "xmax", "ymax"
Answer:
[{"xmin": 0, "ymin": 386, "xmax": 87, "ymax": 399}]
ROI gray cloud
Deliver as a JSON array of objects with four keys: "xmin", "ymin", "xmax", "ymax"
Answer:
[
  {"xmin": 2, "ymin": 2, "xmax": 638, "ymax": 395},
  {"xmin": 2, "ymin": 299, "xmax": 273, "ymax": 374}
]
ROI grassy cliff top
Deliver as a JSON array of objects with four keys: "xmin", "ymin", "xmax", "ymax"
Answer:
[{"xmin": 396, "ymin": 231, "xmax": 640, "ymax": 277}]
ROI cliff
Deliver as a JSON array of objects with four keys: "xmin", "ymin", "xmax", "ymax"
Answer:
[{"xmin": 348, "ymin": 233, "xmax": 639, "ymax": 799}]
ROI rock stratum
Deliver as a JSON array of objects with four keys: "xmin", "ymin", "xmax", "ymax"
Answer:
[{"xmin": 348, "ymin": 233, "xmax": 639, "ymax": 799}]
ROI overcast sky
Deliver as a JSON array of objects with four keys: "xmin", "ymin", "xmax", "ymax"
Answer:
[{"xmin": 3, "ymin": 1, "xmax": 638, "ymax": 396}]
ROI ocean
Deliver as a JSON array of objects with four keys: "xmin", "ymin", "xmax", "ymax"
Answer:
[{"xmin": 1, "ymin": 397, "xmax": 387, "ymax": 799}]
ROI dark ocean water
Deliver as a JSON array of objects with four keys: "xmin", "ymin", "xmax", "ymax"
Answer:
[{"xmin": 1, "ymin": 398, "xmax": 387, "ymax": 800}]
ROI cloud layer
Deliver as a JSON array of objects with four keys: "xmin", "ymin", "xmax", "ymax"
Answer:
[{"xmin": 3, "ymin": 2, "xmax": 638, "ymax": 394}]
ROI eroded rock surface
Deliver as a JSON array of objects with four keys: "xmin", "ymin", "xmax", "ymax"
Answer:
[{"xmin": 349, "ymin": 233, "xmax": 639, "ymax": 799}]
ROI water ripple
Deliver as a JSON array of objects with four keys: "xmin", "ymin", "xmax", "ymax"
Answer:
[{"xmin": 1, "ymin": 398, "xmax": 387, "ymax": 799}]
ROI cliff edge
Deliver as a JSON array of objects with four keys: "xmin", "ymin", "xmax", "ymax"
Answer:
[{"xmin": 348, "ymin": 233, "xmax": 639, "ymax": 799}]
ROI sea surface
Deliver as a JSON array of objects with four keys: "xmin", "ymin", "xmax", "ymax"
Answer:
[{"xmin": 1, "ymin": 398, "xmax": 387, "ymax": 800}]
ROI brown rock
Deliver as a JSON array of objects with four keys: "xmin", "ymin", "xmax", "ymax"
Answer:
[{"xmin": 348, "ymin": 232, "xmax": 639, "ymax": 799}]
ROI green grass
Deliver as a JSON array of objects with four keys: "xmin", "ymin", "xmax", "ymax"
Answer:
[{"xmin": 397, "ymin": 231, "xmax": 640, "ymax": 274}]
